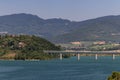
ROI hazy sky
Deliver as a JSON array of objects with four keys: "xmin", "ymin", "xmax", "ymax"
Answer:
[{"xmin": 0, "ymin": 0, "xmax": 120, "ymax": 21}]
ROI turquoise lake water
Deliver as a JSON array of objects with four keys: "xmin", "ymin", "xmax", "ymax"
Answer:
[{"xmin": 0, "ymin": 56, "xmax": 120, "ymax": 80}]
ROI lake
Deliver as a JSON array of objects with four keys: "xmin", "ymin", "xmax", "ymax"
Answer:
[{"xmin": 0, "ymin": 56, "xmax": 120, "ymax": 80}]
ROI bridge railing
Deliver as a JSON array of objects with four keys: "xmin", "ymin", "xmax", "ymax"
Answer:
[
  {"xmin": 43, "ymin": 50, "xmax": 120, "ymax": 60},
  {"xmin": 44, "ymin": 50, "xmax": 120, "ymax": 54}
]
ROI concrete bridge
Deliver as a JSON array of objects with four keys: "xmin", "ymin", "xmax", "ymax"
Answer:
[{"xmin": 44, "ymin": 50, "xmax": 120, "ymax": 60}]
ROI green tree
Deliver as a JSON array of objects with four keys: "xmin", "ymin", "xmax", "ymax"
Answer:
[{"xmin": 108, "ymin": 72, "xmax": 120, "ymax": 80}]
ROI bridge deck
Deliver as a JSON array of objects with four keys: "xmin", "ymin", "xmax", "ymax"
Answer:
[
  {"xmin": 44, "ymin": 50, "xmax": 120, "ymax": 54},
  {"xmin": 44, "ymin": 50, "xmax": 120, "ymax": 60}
]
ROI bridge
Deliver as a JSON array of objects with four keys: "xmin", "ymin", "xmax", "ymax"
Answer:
[{"xmin": 44, "ymin": 50, "xmax": 120, "ymax": 60}]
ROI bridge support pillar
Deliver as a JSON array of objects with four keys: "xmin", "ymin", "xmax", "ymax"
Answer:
[
  {"xmin": 77, "ymin": 54, "xmax": 80, "ymax": 61},
  {"xmin": 95, "ymin": 54, "xmax": 98, "ymax": 60},
  {"xmin": 112, "ymin": 54, "xmax": 115, "ymax": 60},
  {"xmin": 60, "ymin": 53, "xmax": 62, "ymax": 60}
]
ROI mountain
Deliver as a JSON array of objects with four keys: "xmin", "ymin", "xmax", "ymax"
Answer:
[
  {"xmin": 0, "ymin": 13, "xmax": 77, "ymax": 38},
  {"xmin": 1, "ymin": 13, "xmax": 120, "ymax": 43},
  {"xmin": 52, "ymin": 15, "xmax": 120, "ymax": 43}
]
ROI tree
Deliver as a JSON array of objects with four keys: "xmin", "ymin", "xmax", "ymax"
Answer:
[{"xmin": 108, "ymin": 72, "xmax": 120, "ymax": 80}]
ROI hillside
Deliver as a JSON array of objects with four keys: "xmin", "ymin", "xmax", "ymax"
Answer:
[
  {"xmin": 52, "ymin": 15, "xmax": 120, "ymax": 43},
  {"xmin": 1, "ymin": 13, "xmax": 120, "ymax": 43},
  {"xmin": 0, "ymin": 13, "xmax": 77, "ymax": 38},
  {"xmin": 0, "ymin": 35, "xmax": 60, "ymax": 60}
]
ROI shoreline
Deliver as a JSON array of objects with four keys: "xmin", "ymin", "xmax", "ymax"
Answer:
[{"xmin": 0, "ymin": 54, "xmax": 120, "ymax": 61}]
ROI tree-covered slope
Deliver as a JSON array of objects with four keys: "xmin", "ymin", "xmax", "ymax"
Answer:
[
  {"xmin": 2, "ymin": 13, "xmax": 120, "ymax": 43},
  {"xmin": 52, "ymin": 16, "xmax": 120, "ymax": 43},
  {"xmin": 0, "ymin": 35, "xmax": 60, "ymax": 60},
  {"xmin": 0, "ymin": 13, "xmax": 75, "ymax": 38}
]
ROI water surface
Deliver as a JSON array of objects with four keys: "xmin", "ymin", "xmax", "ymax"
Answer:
[{"xmin": 0, "ymin": 56, "xmax": 120, "ymax": 80}]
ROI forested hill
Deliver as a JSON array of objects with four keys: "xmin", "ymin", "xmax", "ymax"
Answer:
[
  {"xmin": 1, "ymin": 13, "xmax": 120, "ymax": 43},
  {"xmin": 52, "ymin": 15, "xmax": 120, "ymax": 43},
  {"xmin": 0, "ymin": 13, "xmax": 75, "ymax": 38},
  {"xmin": 0, "ymin": 35, "xmax": 60, "ymax": 60}
]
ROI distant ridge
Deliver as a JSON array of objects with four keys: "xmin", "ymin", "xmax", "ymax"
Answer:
[
  {"xmin": 1, "ymin": 13, "xmax": 120, "ymax": 43},
  {"xmin": 0, "ymin": 13, "xmax": 75, "ymax": 38},
  {"xmin": 51, "ymin": 15, "xmax": 120, "ymax": 43}
]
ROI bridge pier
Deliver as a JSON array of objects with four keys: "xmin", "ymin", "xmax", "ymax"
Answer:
[
  {"xmin": 95, "ymin": 54, "xmax": 98, "ymax": 60},
  {"xmin": 44, "ymin": 50, "xmax": 120, "ymax": 61},
  {"xmin": 60, "ymin": 53, "xmax": 62, "ymax": 60},
  {"xmin": 77, "ymin": 54, "xmax": 80, "ymax": 61},
  {"xmin": 112, "ymin": 54, "xmax": 115, "ymax": 60}
]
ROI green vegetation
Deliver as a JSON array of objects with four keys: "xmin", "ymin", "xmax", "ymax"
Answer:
[
  {"xmin": 108, "ymin": 72, "xmax": 120, "ymax": 80},
  {"xmin": 88, "ymin": 44, "xmax": 120, "ymax": 51},
  {"xmin": 3, "ymin": 14, "xmax": 120, "ymax": 43},
  {"xmin": 0, "ymin": 35, "xmax": 60, "ymax": 60},
  {"xmin": 52, "ymin": 16, "xmax": 120, "ymax": 43}
]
